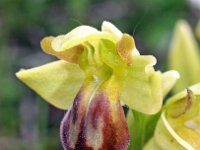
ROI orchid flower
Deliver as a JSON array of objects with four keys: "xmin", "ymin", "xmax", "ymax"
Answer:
[
  {"xmin": 144, "ymin": 83, "xmax": 200, "ymax": 150},
  {"xmin": 16, "ymin": 21, "xmax": 177, "ymax": 149}
]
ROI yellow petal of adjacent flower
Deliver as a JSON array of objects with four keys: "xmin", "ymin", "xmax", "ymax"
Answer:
[
  {"xmin": 16, "ymin": 60, "xmax": 84, "ymax": 110},
  {"xmin": 121, "ymin": 55, "xmax": 163, "ymax": 114},
  {"xmin": 41, "ymin": 36, "xmax": 84, "ymax": 63},
  {"xmin": 154, "ymin": 112, "xmax": 193, "ymax": 150},
  {"xmin": 144, "ymin": 114, "xmax": 193, "ymax": 150},
  {"xmin": 168, "ymin": 20, "xmax": 200, "ymax": 93},
  {"xmin": 166, "ymin": 83, "xmax": 200, "ymax": 107},
  {"xmin": 177, "ymin": 121, "xmax": 200, "ymax": 149},
  {"xmin": 162, "ymin": 70, "xmax": 180, "ymax": 98},
  {"xmin": 143, "ymin": 138, "xmax": 162, "ymax": 150},
  {"xmin": 149, "ymin": 85, "xmax": 200, "ymax": 150}
]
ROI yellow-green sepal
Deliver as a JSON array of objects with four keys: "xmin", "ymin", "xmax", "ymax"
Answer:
[{"xmin": 16, "ymin": 60, "xmax": 85, "ymax": 110}]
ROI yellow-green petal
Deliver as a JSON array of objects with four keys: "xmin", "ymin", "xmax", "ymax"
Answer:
[
  {"xmin": 168, "ymin": 20, "xmax": 200, "ymax": 93},
  {"xmin": 162, "ymin": 70, "xmax": 180, "ymax": 98},
  {"xmin": 101, "ymin": 21, "xmax": 140, "ymax": 56},
  {"xmin": 52, "ymin": 25, "xmax": 118, "ymax": 52},
  {"xmin": 116, "ymin": 34, "xmax": 135, "ymax": 65},
  {"xmin": 16, "ymin": 60, "xmax": 84, "ymax": 110},
  {"xmin": 41, "ymin": 36, "xmax": 83, "ymax": 63},
  {"xmin": 121, "ymin": 55, "xmax": 163, "ymax": 114}
]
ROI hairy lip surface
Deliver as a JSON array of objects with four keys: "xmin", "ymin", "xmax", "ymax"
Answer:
[{"xmin": 60, "ymin": 88, "xmax": 129, "ymax": 150}]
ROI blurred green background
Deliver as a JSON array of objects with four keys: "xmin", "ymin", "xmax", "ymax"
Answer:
[{"xmin": 0, "ymin": 0, "xmax": 199, "ymax": 149}]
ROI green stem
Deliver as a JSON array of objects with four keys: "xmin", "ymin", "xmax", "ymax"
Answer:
[{"xmin": 127, "ymin": 109, "xmax": 160, "ymax": 150}]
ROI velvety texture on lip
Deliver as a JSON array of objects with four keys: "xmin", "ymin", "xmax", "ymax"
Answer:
[
  {"xmin": 60, "ymin": 80, "xmax": 95, "ymax": 150},
  {"xmin": 60, "ymin": 82, "xmax": 129, "ymax": 150},
  {"xmin": 84, "ymin": 92, "xmax": 129, "ymax": 150}
]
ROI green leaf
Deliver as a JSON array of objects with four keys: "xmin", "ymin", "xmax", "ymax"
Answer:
[{"xmin": 16, "ymin": 60, "xmax": 84, "ymax": 110}]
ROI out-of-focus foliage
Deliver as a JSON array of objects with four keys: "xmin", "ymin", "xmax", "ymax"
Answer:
[
  {"xmin": 196, "ymin": 21, "xmax": 200, "ymax": 39},
  {"xmin": 168, "ymin": 20, "xmax": 200, "ymax": 93},
  {"xmin": 0, "ymin": 0, "xmax": 198, "ymax": 149}
]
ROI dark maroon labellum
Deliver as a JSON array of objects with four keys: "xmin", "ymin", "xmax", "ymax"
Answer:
[{"xmin": 60, "ymin": 87, "xmax": 129, "ymax": 150}]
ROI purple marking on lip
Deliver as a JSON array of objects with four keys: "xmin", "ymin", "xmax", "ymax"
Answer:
[
  {"xmin": 60, "ymin": 89, "xmax": 129, "ymax": 150},
  {"xmin": 60, "ymin": 89, "xmax": 88, "ymax": 149}
]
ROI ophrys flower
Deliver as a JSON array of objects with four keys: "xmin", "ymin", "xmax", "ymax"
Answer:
[{"xmin": 16, "ymin": 21, "xmax": 174, "ymax": 149}]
